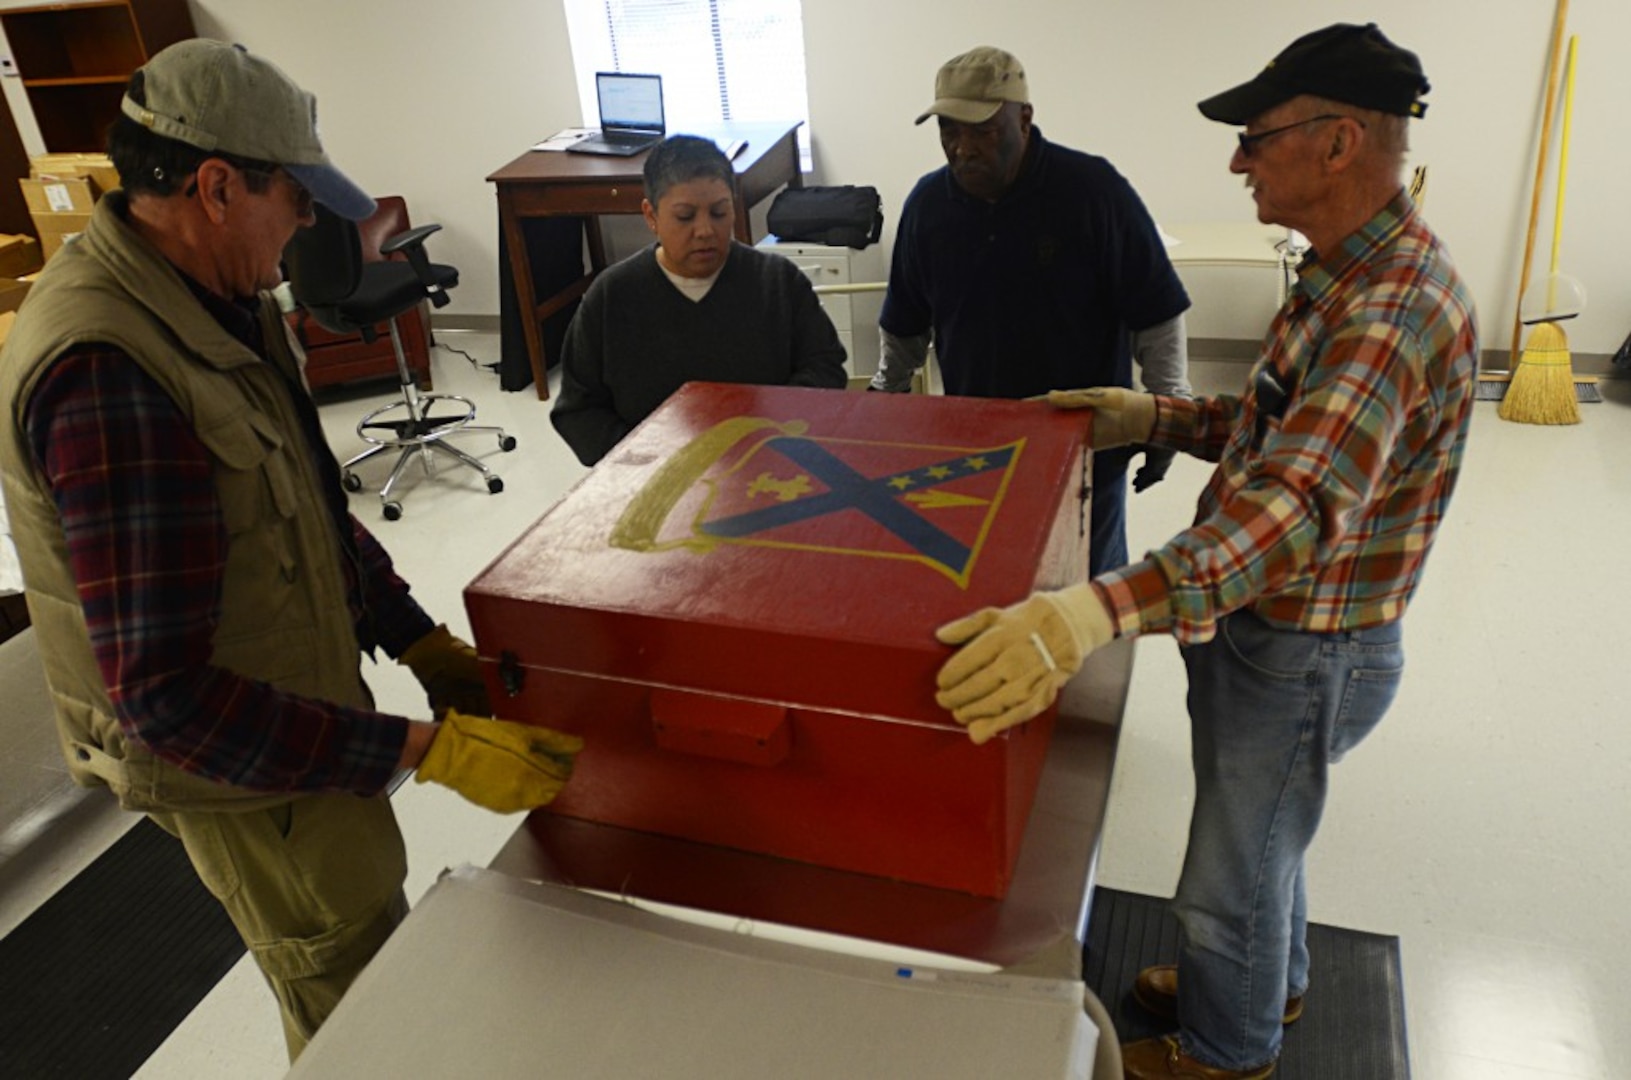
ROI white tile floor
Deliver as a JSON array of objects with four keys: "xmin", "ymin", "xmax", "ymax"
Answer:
[{"xmin": 3, "ymin": 337, "xmax": 1627, "ymax": 1078}]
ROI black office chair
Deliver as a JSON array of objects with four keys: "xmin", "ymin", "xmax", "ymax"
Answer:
[{"xmin": 283, "ymin": 202, "xmax": 516, "ymax": 520}]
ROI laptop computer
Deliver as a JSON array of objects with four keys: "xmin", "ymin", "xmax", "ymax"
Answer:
[{"xmin": 568, "ymin": 72, "xmax": 666, "ymax": 157}]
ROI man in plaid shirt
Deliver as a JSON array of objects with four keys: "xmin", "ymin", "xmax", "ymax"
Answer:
[
  {"xmin": 933, "ymin": 24, "xmax": 1476, "ymax": 1080},
  {"xmin": 0, "ymin": 42, "xmax": 579, "ymax": 1059}
]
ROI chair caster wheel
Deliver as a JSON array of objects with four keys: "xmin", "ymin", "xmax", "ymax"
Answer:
[
  {"xmin": 486, "ymin": 476, "xmax": 504, "ymax": 494},
  {"xmin": 342, "ymin": 471, "xmax": 363, "ymax": 492},
  {"xmin": 499, "ymin": 435, "xmax": 517, "ymax": 452},
  {"xmin": 383, "ymin": 502, "xmax": 403, "ymax": 521}
]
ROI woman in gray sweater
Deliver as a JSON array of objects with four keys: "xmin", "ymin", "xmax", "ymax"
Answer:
[{"xmin": 551, "ymin": 135, "xmax": 848, "ymax": 465}]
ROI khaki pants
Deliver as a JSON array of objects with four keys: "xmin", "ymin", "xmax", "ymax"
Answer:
[{"xmin": 150, "ymin": 791, "xmax": 408, "ymax": 1061}]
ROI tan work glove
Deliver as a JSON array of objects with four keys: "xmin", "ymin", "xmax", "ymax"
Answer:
[
  {"xmin": 415, "ymin": 710, "xmax": 583, "ymax": 813},
  {"xmin": 399, "ymin": 624, "xmax": 491, "ymax": 718},
  {"xmin": 934, "ymin": 584, "xmax": 1114, "ymax": 745},
  {"xmin": 1047, "ymin": 387, "xmax": 1156, "ymax": 450}
]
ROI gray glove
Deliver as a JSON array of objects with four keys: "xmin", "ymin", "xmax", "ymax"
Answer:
[{"xmin": 1133, "ymin": 447, "xmax": 1177, "ymax": 493}]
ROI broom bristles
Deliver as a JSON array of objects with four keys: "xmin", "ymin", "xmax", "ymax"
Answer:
[{"xmin": 1499, "ymin": 320, "xmax": 1581, "ymax": 425}]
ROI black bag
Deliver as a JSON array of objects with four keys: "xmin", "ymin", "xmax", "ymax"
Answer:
[{"xmin": 766, "ymin": 185, "xmax": 884, "ymax": 249}]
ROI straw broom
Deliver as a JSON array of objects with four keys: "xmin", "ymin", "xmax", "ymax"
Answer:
[{"xmin": 1500, "ymin": 35, "xmax": 1581, "ymax": 426}]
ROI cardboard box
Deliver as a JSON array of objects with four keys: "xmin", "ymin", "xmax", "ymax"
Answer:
[
  {"xmin": 22, "ymin": 174, "xmax": 99, "ymax": 263},
  {"xmin": 288, "ymin": 867, "xmax": 1096, "ymax": 1079},
  {"xmin": 0, "ymin": 278, "xmax": 31, "ymax": 318},
  {"xmin": 35, "ymin": 213, "xmax": 92, "ymax": 261},
  {"xmin": 0, "ymin": 235, "xmax": 42, "ymax": 278},
  {"xmin": 21, "ymin": 176, "xmax": 99, "ymax": 216},
  {"xmin": 29, "ymin": 152, "xmax": 121, "ymax": 196},
  {"xmin": 465, "ymin": 382, "xmax": 1091, "ymax": 896}
]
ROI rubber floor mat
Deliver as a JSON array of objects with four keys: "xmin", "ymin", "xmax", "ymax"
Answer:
[
  {"xmin": 0, "ymin": 817, "xmax": 245, "ymax": 1078},
  {"xmin": 1084, "ymin": 887, "xmax": 1410, "ymax": 1079}
]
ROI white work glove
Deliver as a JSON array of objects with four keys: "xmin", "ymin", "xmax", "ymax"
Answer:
[
  {"xmin": 933, "ymin": 583, "xmax": 1115, "ymax": 745},
  {"xmin": 1047, "ymin": 387, "xmax": 1156, "ymax": 450}
]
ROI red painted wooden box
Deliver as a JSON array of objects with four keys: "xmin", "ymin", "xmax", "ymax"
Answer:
[{"xmin": 464, "ymin": 383, "xmax": 1091, "ymax": 897}]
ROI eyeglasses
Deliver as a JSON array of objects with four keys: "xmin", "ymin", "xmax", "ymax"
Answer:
[
  {"xmin": 184, "ymin": 162, "xmax": 314, "ymax": 217},
  {"xmin": 247, "ymin": 166, "xmax": 315, "ymax": 218},
  {"xmin": 1236, "ymin": 114, "xmax": 1362, "ymax": 158}
]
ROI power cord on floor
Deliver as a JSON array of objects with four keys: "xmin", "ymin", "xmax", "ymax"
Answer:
[
  {"xmin": 438, "ymin": 340, "xmax": 506, "ymax": 376},
  {"xmin": 435, "ymin": 340, "xmax": 484, "ymax": 368}
]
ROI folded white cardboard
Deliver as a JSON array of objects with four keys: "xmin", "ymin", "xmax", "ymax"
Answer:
[{"xmin": 290, "ymin": 866, "xmax": 1095, "ymax": 1079}]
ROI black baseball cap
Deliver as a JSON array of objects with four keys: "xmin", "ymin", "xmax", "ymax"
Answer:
[{"xmin": 1198, "ymin": 23, "xmax": 1430, "ymax": 125}]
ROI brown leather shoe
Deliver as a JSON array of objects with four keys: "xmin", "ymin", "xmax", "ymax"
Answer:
[
  {"xmin": 1132, "ymin": 964, "xmax": 1304, "ymax": 1025},
  {"xmin": 1121, "ymin": 1035, "xmax": 1275, "ymax": 1079}
]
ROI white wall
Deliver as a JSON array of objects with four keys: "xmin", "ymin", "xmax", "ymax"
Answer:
[
  {"xmin": 181, "ymin": 0, "xmax": 582, "ymax": 319},
  {"xmin": 801, "ymin": 0, "xmax": 1631, "ymax": 359},
  {"xmin": 3, "ymin": 1, "xmax": 1626, "ymax": 356}
]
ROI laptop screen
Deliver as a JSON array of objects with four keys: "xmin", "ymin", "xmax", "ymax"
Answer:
[{"xmin": 596, "ymin": 72, "xmax": 665, "ymax": 134}]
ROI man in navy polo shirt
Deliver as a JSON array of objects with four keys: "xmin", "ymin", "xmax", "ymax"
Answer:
[{"xmin": 872, "ymin": 46, "xmax": 1191, "ymax": 574}]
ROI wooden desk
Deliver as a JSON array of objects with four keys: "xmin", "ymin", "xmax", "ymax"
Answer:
[
  {"xmin": 487, "ymin": 122, "xmax": 804, "ymax": 400},
  {"xmin": 489, "ymin": 638, "xmax": 1133, "ymax": 973}
]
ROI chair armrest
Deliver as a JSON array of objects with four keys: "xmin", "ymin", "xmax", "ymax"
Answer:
[
  {"xmin": 381, "ymin": 223, "xmax": 452, "ymax": 308},
  {"xmin": 379, "ymin": 223, "xmax": 443, "ymax": 256}
]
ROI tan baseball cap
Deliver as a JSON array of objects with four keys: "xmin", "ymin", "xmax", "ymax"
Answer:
[
  {"xmin": 915, "ymin": 46, "xmax": 1029, "ymax": 125},
  {"xmin": 120, "ymin": 39, "xmax": 375, "ymax": 220}
]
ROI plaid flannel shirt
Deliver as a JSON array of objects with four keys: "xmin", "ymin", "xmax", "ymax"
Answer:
[
  {"xmin": 23, "ymin": 285, "xmax": 435, "ymax": 792},
  {"xmin": 1093, "ymin": 192, "xmax": 1478, "ymax": 644}
]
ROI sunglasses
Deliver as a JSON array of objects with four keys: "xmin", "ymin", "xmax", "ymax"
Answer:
[
  {"xmin": 1236, "ymin": 114, "xmax": 1363, "ymax": 158},
  {"xmin": 1252, "ymin": 366, "xmax": 1293, "ymax": 447}
]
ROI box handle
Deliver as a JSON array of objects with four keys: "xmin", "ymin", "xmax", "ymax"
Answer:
[{"xmin": 649, "ymin": 688, "xmax": 790, "ymax": 768}]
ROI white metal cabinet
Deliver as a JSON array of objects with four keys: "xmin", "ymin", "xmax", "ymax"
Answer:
[{"xmin": 756, "ymin": 236, "xmax": 885, "ymax": 378}]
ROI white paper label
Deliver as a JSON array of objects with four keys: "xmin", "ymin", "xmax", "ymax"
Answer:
[{"xmin": 44, "ymin": 183, "xmax": 73, "ymax": 213}]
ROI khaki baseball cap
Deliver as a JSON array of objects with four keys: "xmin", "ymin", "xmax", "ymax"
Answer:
[
  {"xmin": 120, "ymin": 39, "xmax": 375, "ymax": 220},
  {"xmin": 915, "ymin": 46, "xmax": 1029, "ymax": 125}
]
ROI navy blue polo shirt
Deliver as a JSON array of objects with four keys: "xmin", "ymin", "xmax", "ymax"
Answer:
[{"xmin": 880, "ymin": 126, "xmax": 1189, "ymax": 400}]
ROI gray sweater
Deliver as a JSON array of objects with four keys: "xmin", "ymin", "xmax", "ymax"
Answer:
[{"xmin": 551, "ymin": 242, "xmax": 848, "ymax": 465}]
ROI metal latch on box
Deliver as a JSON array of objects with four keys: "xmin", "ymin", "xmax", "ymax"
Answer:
[{"xmin": 498, "ymin": 650, "xmax": 525, "ymax": 697}]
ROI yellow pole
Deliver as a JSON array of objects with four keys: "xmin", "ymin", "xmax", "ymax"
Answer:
[
  {"xmin": 1510, "ymin": 0, "xmax": 1569, "ymax": 366},
  {"xmin": 1546, "ymin": 35, "xmax": 1577, "ymax": 311}
]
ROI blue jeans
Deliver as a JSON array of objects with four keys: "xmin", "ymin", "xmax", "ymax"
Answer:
[
  {"xmin": 1172, "ymin": 609, "xmax": 1404, "ymax": 1071},
  {"xmin": 1089, "ymin": 456, "xmax": 1128, "ymax": 575}
]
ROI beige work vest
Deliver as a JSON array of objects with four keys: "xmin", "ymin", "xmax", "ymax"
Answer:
[{"xmin": 0, "ymin": 195, "xmax": 371, "ymax": 812}]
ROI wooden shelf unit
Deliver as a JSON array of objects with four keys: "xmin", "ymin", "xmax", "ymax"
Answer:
[{"xmin": 1, "ymin": 0, "xmax": 194, "ymax": 152}]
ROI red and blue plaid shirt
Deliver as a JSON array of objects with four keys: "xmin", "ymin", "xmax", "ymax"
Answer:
[
  {"xmin": 23, "ymin": 284, "xmax": 434, "ymax": 793},
  {"xmin": 1094, "ymin": 193, "xmax": 1477, "ymax": 643}
]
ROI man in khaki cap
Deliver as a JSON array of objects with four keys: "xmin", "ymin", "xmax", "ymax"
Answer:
[
  {"xmin": 873, "ymin": 46, "xmax": 1192, "ymax": 577},
  {"xmin": 0, "ymin": 39, "xmax": 582, "ymax": 1059}
]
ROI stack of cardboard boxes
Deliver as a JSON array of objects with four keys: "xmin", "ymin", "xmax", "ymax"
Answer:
[
  {"xmin": 0, "ymin": 233, "xmax": 39, "ymax": 316},
  {"xmin": 0, "ymin": 152, "xmax": 121, "ymax": 341},
  {"xmin": 19, "ymin": 152, "xmax": 120, "ymax": 263}
]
